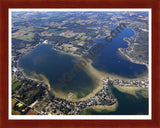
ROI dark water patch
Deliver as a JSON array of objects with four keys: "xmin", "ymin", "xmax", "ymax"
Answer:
[
  {"xmin": 92, "ymin": 28, "xmax": 148, "ymax": 78},
  {"xmin": 19, "ymin": 44, "xmax": 96, "ymax": 98},
  {"xmin": 80, "ymin": 86, "xmax": 148, "ymax": 115}
]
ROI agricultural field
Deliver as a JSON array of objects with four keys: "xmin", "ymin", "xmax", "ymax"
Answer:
[{"xmin": 12, "ymin": 99, "xmax": 21, "ymax": 115}]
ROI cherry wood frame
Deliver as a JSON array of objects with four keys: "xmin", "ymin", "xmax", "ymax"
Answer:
[{"xmin": 0, "ymin": 0, "xmax": 160, "ymax": 128}]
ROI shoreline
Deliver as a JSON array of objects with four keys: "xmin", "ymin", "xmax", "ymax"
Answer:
[
  {"xmin": 118, "ymin": 48, "xmax": 148, "ymax": 80},
  {"xmin": 81, "ymin": 102, "xmax": 118, "ymax": 114},
  {"xmin": 119, "ymin": 36, "xmax": 149, "ymax": 69},
  {"xmin": 16, "ymin": 38, "xmax": 148, "ymax": 102},
  {"xmin": 17, "ymin": 44, "xmax": 52, "ymax": 90},
  {"xmin": 51, "ymin": 45, "xmax": 81, "ymax": 58},
  {"xmin": 118, "ymin": 47, "xmax": 148, "ymax": 68},
  {"xmin": 16, "ymin": 44, "xmax": 104, "ymax": 101},
  {"xmin": 18, "ymin": 67, "xmax": 51, "ymax": 90},
  {"xmin": 113, "ymin": 84, "xmax": 148, "ymax": 98}
]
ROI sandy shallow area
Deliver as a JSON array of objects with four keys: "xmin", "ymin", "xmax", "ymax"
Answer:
[
  {"xmin": 50, "ymin": 61, "xmax": 106, "ymax": 102},
  {"xmin": 50, "ymin": 56, "xmax": 136, "ymax": 102},
  {"xmin": 20, "ymin": 70, "xmax": 51, "ymax": 90},
  {"xmin": 113, "ymin": 85, "xmax": 148, "ymax": 98},
  {"xmin": 19, "ymin": 45, "xmax": 148, "ymax": 103},
  {"xmin": 81, "ymin": 102, "xmax": 118, "ymax": 114},
  {"xmin": 20, "ymin": 54, "xmax": 148, "ymax": 102}
]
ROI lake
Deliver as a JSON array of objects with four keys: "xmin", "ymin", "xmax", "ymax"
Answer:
[
  {"xmin": 19, "ymin": 44, "xmax": 96, "ymax": 99},
  {"xmin": 19, "ymin": 27, "xmax": 148, "ymax": 112},
  {"xmin": 92, "ymin": 27, "xmax": 148, "ymax": 78}
]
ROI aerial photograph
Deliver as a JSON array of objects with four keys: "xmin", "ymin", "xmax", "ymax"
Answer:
[{"xmin": 10, "ymin": 9, "xmax": 150, "ymax": 117}]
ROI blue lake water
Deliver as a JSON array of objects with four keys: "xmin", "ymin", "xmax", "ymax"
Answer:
[
  {"xmin": 92, "ymin": 28, "xmax": 148, "ymax": 78},
  {"xmin": 79, "ymin": 27, "xmax": 148, "ymax": 115},
  {"xmin": 19, "ymin": 28, "xmax": 148, "ymax": 95},
  {"xmin": 19, "ymin": 27, "xmax": 148, "ymax": 113},
  {"xmin": 19, "ymin": 44, "xmax": 96, "ymax": 98}
]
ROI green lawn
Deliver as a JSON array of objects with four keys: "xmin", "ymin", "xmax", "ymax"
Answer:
[
  {"xmin": 16, "ymin": 32, "xmax": 35, "ymax": 42},
  {"xmin": 12, "ymin": 81, "xmax": 22, "ymax": 90}
]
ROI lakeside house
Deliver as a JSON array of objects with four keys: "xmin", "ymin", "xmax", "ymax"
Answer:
[{"xmin": 43, "ymin": 40, "xmax": 48, "ymax": 44}]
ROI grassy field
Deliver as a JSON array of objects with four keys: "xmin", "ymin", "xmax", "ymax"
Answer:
[
  {"xmin": 12, "ymin": 81, "xmax": 22, "ymax": 90},
  {"xmin": 12, "ymin": 26, "xmax": 35, "ymax": 42},
  {"xmin": 16, "ymin": 32, "xmax": 35, "ymax": 42}
]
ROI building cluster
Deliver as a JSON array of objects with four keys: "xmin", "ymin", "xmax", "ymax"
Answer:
[
  {"xmin": 107, "ymin": 77, "xmax": 149, "ymax": 88},
  {"xmin": 120, "ymin": 37, "xmax": 148, "ymax": 66},
  {"xmin": 34, "ymin": 78, "xmax": 117, "ymax": 115}
]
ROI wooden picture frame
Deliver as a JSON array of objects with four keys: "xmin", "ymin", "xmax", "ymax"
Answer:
[{"xmin": 0, "ymin": 0, "xmax": 160, "ymax": 128}]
